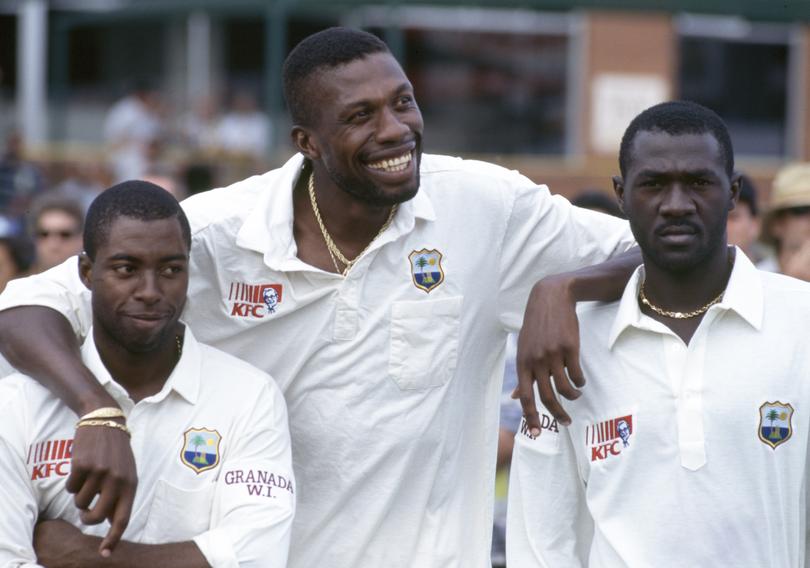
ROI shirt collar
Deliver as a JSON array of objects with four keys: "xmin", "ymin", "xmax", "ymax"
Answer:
[
  {"xmin": 608, "ymin": 247, "xmax": 763, "ymax": 348},
  {"xmin": 235, "ymin": 153, "xmax": 436, "ymax": 270},
  {"xmin": 81, "ymin": 325, "xmax": 201, "ymax": 405}
]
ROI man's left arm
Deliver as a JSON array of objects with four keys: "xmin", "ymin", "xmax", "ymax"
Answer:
[
  {"xmin": 192, "ymin": 380, "xmax": 295, "ymax": 568},
  {"xmin": 33, "ymin": 522, "xmax": 208, "ymax": 568},
  {"xmin": 495, "ymin": 183, "xmax": 639, "ymax": 428}
]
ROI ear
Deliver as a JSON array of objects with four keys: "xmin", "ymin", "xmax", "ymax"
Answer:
[
  {"xmin": 291, "ymin": 126, "xmax": 321, "ymax": 161},
  {"xmin": 728, "ymin": 172, "xmax": 742, "ymax": 212},
  {"xmin": 612, "ymin": 176, "xmax": 627, "ymax": 215},
  {"xmin": 78, "ymin": 252, "xmax": 93, "ymax": 291}
]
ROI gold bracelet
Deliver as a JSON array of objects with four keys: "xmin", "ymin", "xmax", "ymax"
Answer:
[
  {"xmin": 79, "ymin": 407, "xmax": 126, "ymax": 421},
  {"xmin": 76, "ymin": 419, "xmax": 131, "ymax": 437}
]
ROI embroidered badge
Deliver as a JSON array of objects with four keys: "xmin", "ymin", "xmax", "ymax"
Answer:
[
  {"xmin": 408, "ymin": 249, "xmax": 444, "ymax": 293},
  {"xmin": 227, "ymin": 282, "xmax": 283, "ymax": 319},
  {"xmin": 586, "ymin": 414, "xmax": 633, "ymax": 462},
  {"xmin": 758, "ymin": 402, "xmax": 793, "ymax": 450},
  {"xmin": 181, "ymin": 428, "xmax": 222, "ymax": 474}
]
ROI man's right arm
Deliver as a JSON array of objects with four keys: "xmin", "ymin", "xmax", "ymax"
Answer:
[{"xmin": 0, "ymin": 261, "xmax": 137, "ymax": 555}]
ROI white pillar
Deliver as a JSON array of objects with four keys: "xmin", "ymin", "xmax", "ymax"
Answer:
[
  {"xmin": 17, "ymin": 0, "xmax": 48, "ymax": 148},
  {"xmin": 187, "ymin": 10, "xmax": 211, "ymax": 105}
]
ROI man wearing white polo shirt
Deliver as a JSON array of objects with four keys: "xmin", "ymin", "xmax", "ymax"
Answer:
[
  {"xmin": 0, "ymin": 182, "xmax": 294, "ymax": 567},
  {"xmin": 0, "ymin": 28, "xmax": 637, "ymax": 567},
  {"xmin": 507, "ymin": 101, "xmax": 810, "ymax": 567}
]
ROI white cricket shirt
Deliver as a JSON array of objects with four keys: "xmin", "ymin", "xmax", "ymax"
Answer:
[
  {"xmin": 507, "ymin": 250, "xmax": 810, "ymax": 568},
  {"xmin": 0, "ymin": 328, "xmax": 294, "ymax": 568},
  {"xmin": 0, "ymin": 153, "xmax": 634, "ymax": 567}
]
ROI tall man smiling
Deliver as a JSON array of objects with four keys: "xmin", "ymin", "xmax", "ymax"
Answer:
[
  {"xmin": 0, "ymin": 28, "xmax": 636, "ymax": 567},
  {"xmin": 508, "ymin": 101, "xmax": 810, "ymax": 567}
]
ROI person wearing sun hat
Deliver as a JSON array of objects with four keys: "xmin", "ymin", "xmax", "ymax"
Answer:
[{"xmin": 760, "ymin": 162, "xmax": 810, "ymax": 281}]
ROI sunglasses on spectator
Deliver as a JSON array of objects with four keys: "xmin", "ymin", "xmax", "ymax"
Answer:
[
  {"xmin": 36, "ymin": 229, "xmax": 79, "ymax": 240},
  {"xmin": 785, "ymin": 206, "xmax": 810, "ymax": 217}
]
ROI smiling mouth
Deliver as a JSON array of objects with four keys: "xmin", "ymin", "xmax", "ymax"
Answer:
[{"xmin": 366, "ymin": 152, "xmax": 412, "ymax": 173}]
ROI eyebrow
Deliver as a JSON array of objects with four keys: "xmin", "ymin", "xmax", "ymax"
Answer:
[
  {"xmin": 106, "ymin": 253, "xmax": 188, "ymax": 262},
  {"xmin": 342, "ymin": 82, "xmax": 414, "ymax": 110}
]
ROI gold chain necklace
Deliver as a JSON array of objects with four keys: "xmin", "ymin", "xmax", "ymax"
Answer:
[
  {"xmin": 308, "ymin": 172, "xmax": 397, "ymax": 276},
  {"xmin": 638, "ymin": 250, "xmax": 734, "ymax": 319},
  {"xmin": 639, "ymin": 285, "xmax": 725, "ymax": 319}
]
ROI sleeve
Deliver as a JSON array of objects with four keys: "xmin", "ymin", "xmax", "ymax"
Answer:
[
  {"xmin": 496, "ymin": 182, "xmax": 636, "ymax": 331},
  {"xmin": 0, "ymin": 382, "xmax": 43, "ymax": 568},
  {"xmin": 506, "ymin": 408, "xmax": 591, "ymax": 567},
  {"xmin": 0, "ymin": 256, "xmax": 91, "ymax": 341},
  {"xmin": 193, "ymin": 380, "xmax": 295, "ymax": 568}
]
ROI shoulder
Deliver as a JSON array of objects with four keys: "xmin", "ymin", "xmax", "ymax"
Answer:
[
  {"xmin": 759, "ymin": 270, "xmax": 810, "ymax": 310},
  {"xmin": 196, "ymin": 342, "xmax": 285, "ymax": 401},
  {"xmin": 420, "ymin": 154, "xmax": 537, "ymax": 189},
  {"xmin": 180, "ymin": 167, "xmax": 285, "ymax": 236}
]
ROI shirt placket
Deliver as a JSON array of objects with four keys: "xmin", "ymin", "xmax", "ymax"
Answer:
[
  {"xmin": 663, "ymin": 331, "xmax": 708, "ymax": 471},
  {"xmin": 333, "ymin": 272, "xmax": 361, "ymax": 341}
]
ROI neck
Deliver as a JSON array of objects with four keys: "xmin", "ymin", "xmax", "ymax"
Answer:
[
  {"xmin": 93, "ymin": 324, "xmax": 183, "ymax": 403},
  {"xmin": 308, "ymin": 164, "xmax": 394, "ymax": 241},
  {"xmin": 640, "ymin": 246, "xmax": 734, "ymax": 343}
]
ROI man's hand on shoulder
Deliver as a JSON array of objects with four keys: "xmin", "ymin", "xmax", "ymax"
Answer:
[{"xmin": 513, "ymin": 275, "xmax": 583, "ymax": 434}]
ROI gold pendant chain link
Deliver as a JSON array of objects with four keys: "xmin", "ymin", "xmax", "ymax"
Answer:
[
  {"xmin": 638, "ymin": 248, "xmax": 734, "ymax": 319},
  {"xmin": 308, "ymin": 172, "xmax": 397, "ymax": 277}
]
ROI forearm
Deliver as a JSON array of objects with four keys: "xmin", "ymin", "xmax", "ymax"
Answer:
[
  {"xmin": 552, "ymin": 248, "xmax": 641, "ymax": 303},
  {"xmin": 0, "ymin": 306, "xmax": 115, "ymax": 415},
  {"xmin": 39, "ymin": 532, "xmax": 209, "ymax": 568}
]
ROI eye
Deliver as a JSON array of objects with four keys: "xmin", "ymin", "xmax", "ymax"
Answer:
[
  {"xmin": 160, "ymin": 264, "xmax": 185, "ymax": 277},
  {"xmin": 113, "ymin": 264, "xmax": 135, "ymax": 275},
  {"xmin": 348, "ymin": 109, "xmax": 371, "ymax": 122},
  {"xmin": 396, "ymin": 95, "xmax": 415, "ymax": 107}
]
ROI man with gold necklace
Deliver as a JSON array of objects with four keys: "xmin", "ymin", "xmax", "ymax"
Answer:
[
  {"xmin": 0, "ymin": 28, "xmax": 638, "ymax": 567},
  {"xmin": 508, "ymin": 101, "xmax": 810, "ymax": 567}
]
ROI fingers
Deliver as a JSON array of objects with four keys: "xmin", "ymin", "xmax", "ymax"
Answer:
[
  {"xmin": 537, "ymin": 370, "xmax": 571, "ymax": 426},
  {"xmin": 98, "ymin": 483, "xmax": 135, "ymax": 557},
  {"xmin": 515, "ymin": 362, "xmax": 542, "ymax": 437},
  {"xmin": 66, "ymin": 424, "xmax": 138, "ymax": 556}
]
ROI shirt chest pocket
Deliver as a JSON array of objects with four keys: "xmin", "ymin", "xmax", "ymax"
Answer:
[
  {"xmin": 389, "ymin": 296, "xmax": 462, "ymax": 390},
  {"xmin": 142, "ymin": 480, "xmax": 215, "ymax": 543}
]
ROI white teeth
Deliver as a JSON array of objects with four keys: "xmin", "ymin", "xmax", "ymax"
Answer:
[{"xmin": 367, "ymin": 152, "xmax": 412, "ymax": 172}]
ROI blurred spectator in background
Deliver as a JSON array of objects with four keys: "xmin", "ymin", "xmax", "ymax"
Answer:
[
  {"xmin": 0, "ymin": 131, "xmax": 45, "ymax": 222},
  {"xmin": 28, "ymin": 194, "xmax": 83, "ymax": 274},
  {"xmin": 48, "ymin": 160, "xmax": 106, "ymax": 214},
  {"xmin": 727, "ymin": 174, "xmax": 768, "ymax": 264},
  {"xmin": 0, "ymin": 214, "xmax": 32, "ymax": 293},
  {"xmin": 103, "ymin": 80, "xmax": 163, "ymax": 182},
  {"xmin": 492, "ymin": 334, "xmax": 524, "ymax": 568},
  {"xmin": 0, "ymin": 236, "xmax": 32, "ymax": 293},
  {"xmin": 183, "ymin": 95, "xmax": 222, "ymax": 154},
  {"xmin": 761, "ymin": 163, "xmax": 810, "ymax": 281},
  {"xmin": 571, "ymin": 189, "xmax": 625, "ymax": 218},
  {"xmin": 217, "ymin": 90, "xmax": 270, "ymax": 162}
]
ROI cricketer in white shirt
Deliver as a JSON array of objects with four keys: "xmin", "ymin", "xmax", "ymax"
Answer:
[
  {"xmin": 0, "ymin": 153, "xmax": 635, "ymax": 567},
  {"xmin": 507, "ymin": 249, "xmax": 810, "ymax": 567},
  {"xmin": 0, "ymin": 327, "xmax": 295, "ymax": 567}
]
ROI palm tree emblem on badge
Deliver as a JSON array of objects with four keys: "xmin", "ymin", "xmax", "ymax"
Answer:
[
  {"xmin": 409, "ymin": 249, "xmax": 444, "ymax": 293},
  {"xmin": 758, "ymin": 402, "xmax": 793, "ymax": 450},
  {"xmin": 181, "ymin": 428, "xmax": 222, "ymax": 473}
]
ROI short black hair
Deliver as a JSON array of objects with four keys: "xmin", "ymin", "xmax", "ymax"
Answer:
[
  {"xmin": 619, "ymin": 101, "xmax": 734, "ymax": 178},
  {"xmin": 737, "ymin": 173, "xmax": 759, "ymax": 216},
  {"xmin": 282, "ymin": 27, "xmax": 390, "ymax": 126},
  {"xmin": 83, "ymin": 180, "xmax": 190, "ymax": 261}
]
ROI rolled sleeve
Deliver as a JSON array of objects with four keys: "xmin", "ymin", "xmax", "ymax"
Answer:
[
  {"xmin": 497, "ymin": 184, "xmax": 636, "ymax": 331},
  {"xmin": 0, "ymin": 256, "xmax": 91, "ymax": 339},
  {"xmin": 194, "ymin": 382, "xmax": 295, "ymax": 568}
]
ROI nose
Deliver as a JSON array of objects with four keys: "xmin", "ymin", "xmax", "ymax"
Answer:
[
  {"xmin": 134, "ymin": 271, "xmax": 162, "ymax": 305},
  {"xmin": 375, "ymin": 106, "xmax": 410, "ymax": 143},
  {"xmin": 660, "ymin": 184, "xmax": 696, "ymax": 217}
]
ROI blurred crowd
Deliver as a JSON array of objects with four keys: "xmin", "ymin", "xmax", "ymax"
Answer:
[{"xmin": 0, "ymin": 81, "xmax": 275, "ymax": 294}]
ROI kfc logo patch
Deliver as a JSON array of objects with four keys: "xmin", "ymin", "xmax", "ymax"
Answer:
[
  {"xmin": 228, "ymin": 282, "xmax": 283, "ymax": 318},
  {"xmin": 587, "ymin": 414, "xmax": 633, "ymax": 462},
  {"xmin": 28, "ymin": 438, "xmax": 73, "ymax": 480}
]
